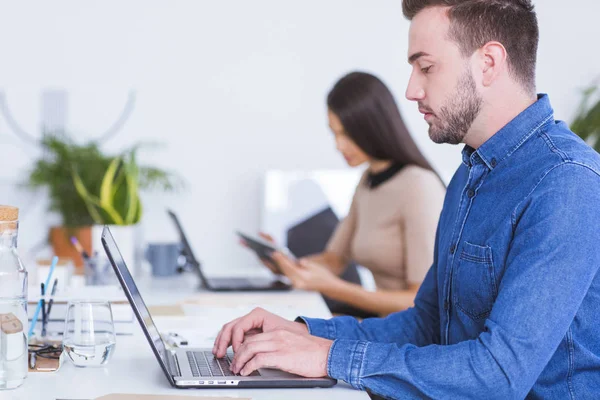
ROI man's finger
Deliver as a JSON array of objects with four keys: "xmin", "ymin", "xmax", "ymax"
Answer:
[
  {"xmin": 239, "ymin": 329, "xmax": 282, "ymax": 346},
  {"xmin": 240, "ymin": 353, "xmax": 281, "ymax": 376},
  {"xmin": 214, "ymin": 319, "xmax": 236, "ymax": 354},
  {"xmin": 230, "ymin": 309, "xmax": 265, "ymax": 353},
  {"xmin": 213, "ymin": 317, "xmax": 240, "ymax": 357},
  {"xmin": 231, "ymin": 338, "xmax": 280, "ymax": 374},
  {"xmin": 244, "ymin": 328, "xmax": 261, "ymax": 338}
]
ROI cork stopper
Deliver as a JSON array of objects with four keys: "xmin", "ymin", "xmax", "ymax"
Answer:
[
  {"xmin": 1, "ymin": 318, "xmax": 23, "ymax": 334},
  {"xmin": 0, "ymin": 313, "xmax": 17, "ymax": 323},
  {"xmin": 0, "ymin": 205, "xmax": 18, "ymax": 222}
]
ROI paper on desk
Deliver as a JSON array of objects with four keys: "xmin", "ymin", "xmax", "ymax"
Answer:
[
  {"xmin": 95, "ymin": 395, "xmax": 250, "ymax": 400},
  {"xmin": 148, "ymin": 304, "xmax": 185, "ymax": 316}
]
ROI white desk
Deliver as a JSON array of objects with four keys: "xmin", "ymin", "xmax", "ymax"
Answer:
[{"xmin": 7, "ymin": 273, "xmax": 370, "ymax": 400}]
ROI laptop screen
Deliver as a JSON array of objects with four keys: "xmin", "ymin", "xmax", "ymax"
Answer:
[
  {"xmin": 167, "ymin": 210, "xmax": 209, "ymax": 287},
  {"xmin": 101, "ymin": 226, "xmax": 171, "ymax": 375},
  {"xmin": 167, "ymin": 210, "xmax": 197, "ymax": 262}
]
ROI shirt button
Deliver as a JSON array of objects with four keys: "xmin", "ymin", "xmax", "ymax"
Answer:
[
  {"xmin": 449, "ymin": 244, "xmax": 456, "ymax": 255},
  {"xmin": 467, "ymin": 189, "xmax": 475, "ymax": 198},
  {"xmin": 443, "ymin": 300, "xmax": 449, "ymax": 311},
  {"xmin": 491, "ymin": 158, "xmax": 497, "ymax": 168}
]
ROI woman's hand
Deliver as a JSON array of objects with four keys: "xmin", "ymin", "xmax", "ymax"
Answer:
[
  {"xmin": 239, "ymin": 232, "xmax": 281, "ymax": 275},
  {"xmin": 271, "ymin": 252, "xmax": 339, "ymax": 292}
]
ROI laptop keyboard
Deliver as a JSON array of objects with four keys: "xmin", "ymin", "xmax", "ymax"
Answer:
[
  {"xmin": 220, "ymin": 278, "xmax": 252, "ymax": 286},
  {"xmin": 186, "ymin": 351, "xmax": 260, "ymax": 377}
]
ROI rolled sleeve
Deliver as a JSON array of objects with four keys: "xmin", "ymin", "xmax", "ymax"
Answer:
[
  {"xmin": 327, "ymin": 339, "xmax": 369, "ymax": 388},
  {"xmin": 295, "ymin": 316, "xmax": 337, "ymax": 339}
]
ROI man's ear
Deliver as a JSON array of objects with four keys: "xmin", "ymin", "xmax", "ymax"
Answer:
[{"xmin": 478, "ymin": 41, "xmax": 508, "ymax": 87}]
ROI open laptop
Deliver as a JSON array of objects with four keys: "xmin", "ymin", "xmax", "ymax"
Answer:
[
  {"xmin": 101, "ymin": 226, "xmax": 336, "ymax": 389},
  {"xmin": 167, "ymin": 209, "xmax": 291, "ymax": 291}
]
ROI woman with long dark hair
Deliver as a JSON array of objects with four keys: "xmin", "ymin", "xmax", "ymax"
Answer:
[{"xmin": 265, "ymin": 71, "xmax": 445, "ymax": 316}]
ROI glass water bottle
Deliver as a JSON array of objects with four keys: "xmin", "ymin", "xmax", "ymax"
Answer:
[{"xmin": 0, "ymin": 206, "xmax": 28, "ymax": 390}]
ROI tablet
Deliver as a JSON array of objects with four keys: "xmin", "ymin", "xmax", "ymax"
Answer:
[{"xmin": 236, "ymin": 231, "xmax": 297, "ymax": 272}]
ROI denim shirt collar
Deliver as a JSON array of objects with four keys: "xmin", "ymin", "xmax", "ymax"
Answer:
[{"xmin": 461, "ymin": 94, "xmax": 555, "ymax": 169}]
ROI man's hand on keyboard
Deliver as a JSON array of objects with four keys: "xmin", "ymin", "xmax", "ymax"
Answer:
[
  {"xmin": 230, "ymin": 329, "xmax": 333, "ymax": 378},
  {"xmin": 212, "ymin": 307, "xmax": 309, "ymax": 358}
]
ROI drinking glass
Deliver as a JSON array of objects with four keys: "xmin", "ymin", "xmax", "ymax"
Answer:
[{"xmin": 62, "ymin": 300, "xmax": 116, "ymax": 367}]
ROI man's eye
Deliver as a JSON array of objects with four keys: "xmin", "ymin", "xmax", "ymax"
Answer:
[{"xmin": 421, "ymin": 66, "xmax": 433, "ymax": 74}]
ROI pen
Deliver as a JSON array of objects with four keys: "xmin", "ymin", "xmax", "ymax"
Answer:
[
  {"xmin": 40, "ymin": 283, "xmax": 46, "ymax": 337},
  {"xmin": 43, "ymin": 278, "xmax": 58, "ymax": 337},
  {"xmin": 70, "ymin": 236, "xmax": 90, "ymax": 260}
]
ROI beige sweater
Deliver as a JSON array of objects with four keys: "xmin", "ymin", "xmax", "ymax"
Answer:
[{"xmin": 327, "ymin": 165, "xmax": 445, "ymax": 291}]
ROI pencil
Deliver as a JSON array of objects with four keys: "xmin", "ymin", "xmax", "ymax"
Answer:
[{"xmin": 70, "ymin": 236, "xmax": 90, "ymax": 260}]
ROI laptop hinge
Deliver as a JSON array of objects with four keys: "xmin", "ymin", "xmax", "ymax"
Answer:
[{"xmin": 166, "ymin": 350, "xmax": 181, "ymax": 377}]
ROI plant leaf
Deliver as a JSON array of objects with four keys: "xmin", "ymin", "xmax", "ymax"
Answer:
[
  {"xmin": 99, "ymin": 157, "xmax": 125, "ymax": 225},
  {"xmin": 124, "ymin": 152, "xmax": 140, "ymax": 225},
  {"xmin": 571, "ymin": 83, "xmax": 600, "ymax": 154},
  {"xmin": 71, "ymin": 167, "xmax": 104, "ymax": 224}
]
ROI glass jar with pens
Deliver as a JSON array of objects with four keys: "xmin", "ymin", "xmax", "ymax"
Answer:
[
  {"xmin": 0, "ymin": 206, "xmax": 28, "ymax": 390},
  {"xmin": 34, "ymin": 277, "xmax": 59, "ymax": 339},
  {"xmin": 26, "ymin": 262, "xmax": 63, "ymax": 374},
  {"xmin": 27, "ymin": 255, "xmax": 59, "ymax": 339},
  {"xmin": 71, "ymin": 237, "xmax": 114, "ymax": 286}
]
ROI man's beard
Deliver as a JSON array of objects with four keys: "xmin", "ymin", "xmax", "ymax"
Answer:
[{"xmin": 426, "ymin": 68, "xmax": 483, "ymax": 145}]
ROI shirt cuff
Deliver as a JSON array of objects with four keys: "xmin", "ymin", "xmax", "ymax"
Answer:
[
  {"xmin": 295, "ymin": 316, "xmax": 337, "ymax": 339},
  {"xmin": 327, "ymin": 339, "xmax": 369, "ymax": 389}
]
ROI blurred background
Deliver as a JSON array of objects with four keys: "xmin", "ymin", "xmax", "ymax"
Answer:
[{"xmin": 0, "ymin": 0, "xmax": 598, "ymax": 276}]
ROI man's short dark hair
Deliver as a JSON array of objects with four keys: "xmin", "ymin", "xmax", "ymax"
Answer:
[{"xmin": 403, "ymin": 0, "xmax": 539, "ymax": 94}]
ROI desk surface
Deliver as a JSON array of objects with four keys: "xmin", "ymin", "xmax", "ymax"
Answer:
[{"xmin": 7, "ymin": 273, "xmax": 370, "ymax": 400}]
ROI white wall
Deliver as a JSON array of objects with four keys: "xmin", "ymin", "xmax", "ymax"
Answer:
[{"xmin": 1, "ymin": 1, "xmax": 598, "ymax": 274}]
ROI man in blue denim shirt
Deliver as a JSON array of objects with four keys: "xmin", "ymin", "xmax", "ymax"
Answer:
[{"xmin": 214, "ymin": 1, "xmax": 600, "ymax": 398}]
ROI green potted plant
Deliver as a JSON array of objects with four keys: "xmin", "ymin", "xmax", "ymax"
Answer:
[
  {"xmin": 571, "ymin": 82, "xmax": 600, "ymax": 153},
  {"xmin": 26, "ymin": 132, "xmax": 182, "ymax": 272}
]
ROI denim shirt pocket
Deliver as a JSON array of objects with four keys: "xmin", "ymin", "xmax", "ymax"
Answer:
[{"xmin": 453, "ymin": 241, "xmax": 498, "ymax": 320}]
